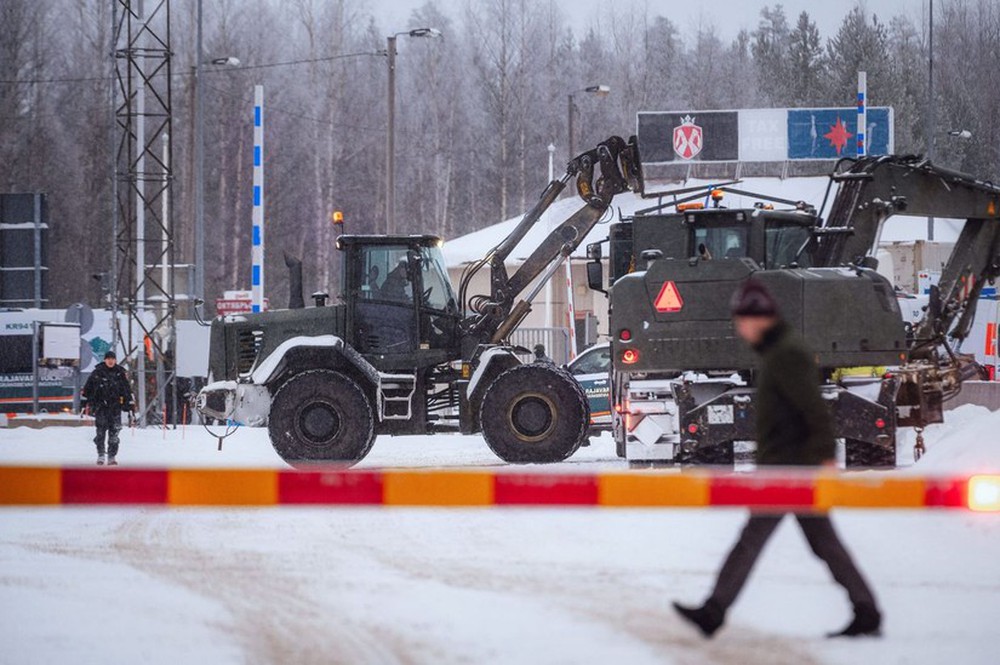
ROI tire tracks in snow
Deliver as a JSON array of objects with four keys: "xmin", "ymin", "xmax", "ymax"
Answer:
[
  {"xmin": 109, "ymin": 511, "xmax": 408, "ymax": 665},
  {"xmin": 26, "ymin": 511, "xmax": 404, "ymax": 665},
  {"xmin": 344, "ymin": 519, "xmax": 824, "ymax": 665}
]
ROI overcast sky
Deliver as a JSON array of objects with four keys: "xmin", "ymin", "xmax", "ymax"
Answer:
[{"xmin": 367, "ymin": 0, "xmax": 926, "ymax": 42}]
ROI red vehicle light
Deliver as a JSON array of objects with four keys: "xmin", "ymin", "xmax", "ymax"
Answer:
[
  {"xmin": 687, "ymin": 423, "xmax": 698, "ymax": 434},
  {"xmin": 622, "ymin": 349, "xmax": 639, "ymax": 364},
  {"xmin": 619, "ymin": 329, "xmax": 632, "ymax": 341},
  {"xmin": 875, "ymin": 418, "xmax": 886, "ymax": 429}
]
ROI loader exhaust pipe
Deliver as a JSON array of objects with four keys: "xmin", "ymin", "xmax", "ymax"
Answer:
[{"xmin": 284, "ymin": 252, "xmax": 305, "ymax": 309}]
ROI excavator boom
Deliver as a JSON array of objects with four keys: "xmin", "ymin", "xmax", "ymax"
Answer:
[{"xmin": 818, "ymin": 155, "xmax": 1000, "ymax": 352}]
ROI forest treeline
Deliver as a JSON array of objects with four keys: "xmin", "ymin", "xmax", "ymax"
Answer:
[{"xmin": 1, "ymin": 0, "xmax": 998, "ymax": 306}]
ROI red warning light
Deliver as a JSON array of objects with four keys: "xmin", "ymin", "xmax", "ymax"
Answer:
[
  {"xmin": 875, "ymin": 418, "xmax": 886, "ymax": 429},
  {"xmin": 654, "ymin": 281, "xmax": 684, "ymax": 313},
  {"xmin": 622, "ymin": 348, "xmax": 639, "ymax": 365}
]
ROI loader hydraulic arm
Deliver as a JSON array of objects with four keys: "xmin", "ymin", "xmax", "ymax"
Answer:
[
  {"xmin": 819, "ymin": 155, "xmax": 1000, "ymax": 352},
  {"xmin": 461, "ymin": 135, "xmax": 643, "ymax": 346}
]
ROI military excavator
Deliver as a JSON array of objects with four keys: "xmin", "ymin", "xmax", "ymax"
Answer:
[
  {"xmin": 196, "ymin": 136, "xmax": 643, "ymax": 466},
  {"xmin": 591, "ymin": 155, "xmax": 1000, "ymax": 467}
]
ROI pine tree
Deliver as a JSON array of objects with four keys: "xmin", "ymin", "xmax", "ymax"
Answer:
[
  {"xmin": 825, "ymin": 5, "xmax": 891, "ymax": 105},
  {"xmin": 787, "ymin": 11, "xmax": 824, "ymax": 106},
  {"xmin": 751, "ymin": 4, "xmax": 791, "ymax": 106}
]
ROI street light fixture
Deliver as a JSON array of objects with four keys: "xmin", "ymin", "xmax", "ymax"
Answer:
[
  {"xmin": 567, "ymin": 85, "xmax": 611, "ymax": 158},
  {"xmin": 386, "ymin": 27, "xmax": 442, "ymax": 234},
  {"xmin": 193, "ymin": 0, "xmax": 241, "ymax": 315}
]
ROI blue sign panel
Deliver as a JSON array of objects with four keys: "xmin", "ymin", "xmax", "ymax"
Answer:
[{"xmin": 787, "ymin": 108, "xmax": 891, "ymax": 160}]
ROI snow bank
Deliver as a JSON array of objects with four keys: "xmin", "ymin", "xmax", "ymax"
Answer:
[
  {"xmin": 0, "ymin": 425, "xmax": 622, "ymax": 470},
  {"xmin": 904, "ymin": 404, "xmax": 1000, "ymax": 474}
]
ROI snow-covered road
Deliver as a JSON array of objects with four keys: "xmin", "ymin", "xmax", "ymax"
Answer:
[
  {"xmin": 2, "ymin": 508, "xmax": 998, "ymax": 665},
  {"xmin": 2, "ymin": 406, "xmax": 999, "ymax": 664}
]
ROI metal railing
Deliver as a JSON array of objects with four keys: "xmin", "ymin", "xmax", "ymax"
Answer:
[{"xmin": 510, "ymin": 327, "xmax": 572, "ymax": 365}]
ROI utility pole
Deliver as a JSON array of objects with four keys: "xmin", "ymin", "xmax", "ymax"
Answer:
[
  {"xmin": 386, "ymin": 34, "xmax": 397, "ymax": 235},
  {"xmin": 194, "ymin": 0, "xmax": 205, "ymax": 306},
  {"xmin": 927, "ymin": 0, "xmax": 935, "ymax": 241},
  {"xmin": 567, "ymin": 85, "xmax": 610, "ymax": 161},
  {"xmin": 545, "ymin": 143, "xmax": 555, "ymax": 331},
  {"xmin": 385, "ymin": 28, "xmax": 441, "ymax": 236},
  {"xmin": 567, "ymin": 94, "xmax": 575, "ymax": 159}
]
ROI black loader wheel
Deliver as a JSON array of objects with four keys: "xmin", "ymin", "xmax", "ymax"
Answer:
[
  {"xmin": 268, "ymin": 369, "xmax": 376, "ymax": 468},
  {"xmin": 845, "ymin": 438, "xmax": 896, "ymax": 469},
  {"xmin": 480, "ymin": 363, "xmax": 589, "ymax": 464}
]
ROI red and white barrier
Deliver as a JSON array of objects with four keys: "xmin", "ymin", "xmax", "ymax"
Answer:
[{"xmin": 1, "ymin": 467, "xmax": 998, "ymax": 511}]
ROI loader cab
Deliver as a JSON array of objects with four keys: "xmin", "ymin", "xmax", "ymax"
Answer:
[{"xmin": 337, "ymin": 235, "xmax": 461, "ymax": 368}]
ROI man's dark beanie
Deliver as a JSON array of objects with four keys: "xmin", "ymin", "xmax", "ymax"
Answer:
[
  {"xmin": 104, "ymin": 351, "xmax": 117, "ymax": 360},
  {"xmin": 730, "ymin": 279, "xmax": 779, "ymax": 317}
]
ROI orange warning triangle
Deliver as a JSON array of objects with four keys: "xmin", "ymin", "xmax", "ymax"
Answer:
[{"xmin": 654, "ymin": 281, "xmax": 684, "ymax": 312}]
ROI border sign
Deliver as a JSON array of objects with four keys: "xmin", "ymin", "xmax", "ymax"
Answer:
[{"xmin": 637, "ymin": 107, "xmax": 894, "ymax": 165}]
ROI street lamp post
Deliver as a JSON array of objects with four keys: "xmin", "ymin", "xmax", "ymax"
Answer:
[
  {"xmin": 386, "ymin": 27, "xmax": 441, "ymax": 235},
  {"xmin": 567, "ymin": 85, "xmax": 610, "ymax": 158},
  {"xmin": 564, "ymin": 85, "xmax": 609, "ymax": 358},
  {"xmin": 193, "ymin": 0, "xmax": 239, "ymax": 314},
  {"xmin": 927, "ymin": 0, "xmax": 935, "ymax": 240}
]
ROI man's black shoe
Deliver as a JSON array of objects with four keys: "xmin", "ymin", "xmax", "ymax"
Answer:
[
  {"xmin": 827, "ymin": 604, "xmax": 882, "ymax": 638},
  {"xmin": 672, "ymin": 600, "xmax": 724, "ymax": 638}
]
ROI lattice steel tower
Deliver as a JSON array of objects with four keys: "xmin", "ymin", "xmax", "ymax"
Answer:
[{"xmin": 111, "ymin": 0, "xmax": 176, "ymax": 426}]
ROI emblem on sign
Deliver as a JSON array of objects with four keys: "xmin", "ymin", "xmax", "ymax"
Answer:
[{"xmin": 673, "ymin": 115, "xmax": 703, "ymax": 160}]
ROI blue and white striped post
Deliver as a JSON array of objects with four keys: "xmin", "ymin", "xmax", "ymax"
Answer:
[
  {"xmin": 252, "ymin": 85, "xmax": 265, "ymax": 313},
  {"xmin": 856, "ymin": 71, "xmax": 867, "ymax": 157}
]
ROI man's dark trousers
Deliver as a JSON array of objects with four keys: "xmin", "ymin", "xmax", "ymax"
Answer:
[
  {"xmin": 93, "ymin": 407, "xmax": 123, "ymax": 458},
  {"xmin": 709, "ymin": 512, "xmax": 876, "ymax": 611}
]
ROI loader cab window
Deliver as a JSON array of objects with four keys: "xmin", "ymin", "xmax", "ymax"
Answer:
[
  {"xmin": 418, "ymin": 244, "xmax": 460, "ymax": 351},
  {"xmin": 360, "ymin": 246, "xmax": 413, "ymax": 303},
  {"xmin": 691, "ymin": 224, "xmax": 748, "ymax": 261},
  {"xmin": 764, "ymin": 223, "xmax": 813, "ymax": 269},
  {"xmin": 419, "ymin": 245, "xmax": 458, "ymax": 312},
  {"xmin": 353, "ymin": 244, "xmax": 419, "ymax": 356}
]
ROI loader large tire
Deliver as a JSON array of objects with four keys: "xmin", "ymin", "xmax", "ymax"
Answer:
[
  {"xmin": 480, "ymin": 363, "xmax": 589, "ymax": 464},
  {"xmin": 268, "ymin": 370, "xmax": 375, "ymax": 468},
  {"xmin": 845, "ymin": 437, "xmax": 896, "ymax": 469}
]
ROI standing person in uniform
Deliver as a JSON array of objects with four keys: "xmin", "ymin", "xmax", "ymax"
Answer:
[
  {"xmin": 672, "ymin": 279, "xmax": 882, "ymax": 639},
  {"xmin": 81, "ymin": 351, "xmax": 134, "ymax": 466}
]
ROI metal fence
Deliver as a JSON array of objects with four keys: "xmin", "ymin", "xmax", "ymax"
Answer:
[{"xmin": 509, "ymin": 327, "xmax": 572, "ymax": 365}]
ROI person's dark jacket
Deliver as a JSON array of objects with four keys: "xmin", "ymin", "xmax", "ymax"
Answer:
[
  {"xmin": 753, "ymin": 321, "xmax": 835, "ymax": 466},
  {"xmin": 82, "ymin": 363, "xmax": 134, "ymax": 413}
]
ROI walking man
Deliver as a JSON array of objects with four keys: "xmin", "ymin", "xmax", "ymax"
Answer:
[
  {"xmin": 82, "ymin": 351, "xmax": 134, "ymax": 466},
  {"xmin": 673, "ymin": 279, "xmax": 882, "ymax": 638}
]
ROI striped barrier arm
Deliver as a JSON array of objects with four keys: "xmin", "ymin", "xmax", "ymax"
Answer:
[{"xmin": 0, "ymin": 467, "xmax": 998, "ymax": 511}]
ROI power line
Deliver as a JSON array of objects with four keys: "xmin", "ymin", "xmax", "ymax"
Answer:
[
  {"xmin": 0, "ymin": 50, "xmax": 383, "ymax": 85},
  {"xmin": 225, "ymin": 50, "xmax": 383, "ymax": 72},
  {"xmin": 201, "ymin": 82, "xmax": 387, "ymax": 135}
]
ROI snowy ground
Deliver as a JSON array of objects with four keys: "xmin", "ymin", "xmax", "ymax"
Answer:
[{"xmin": 2, "ymin": 406, "xmax": 999, "ymax": 664}]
